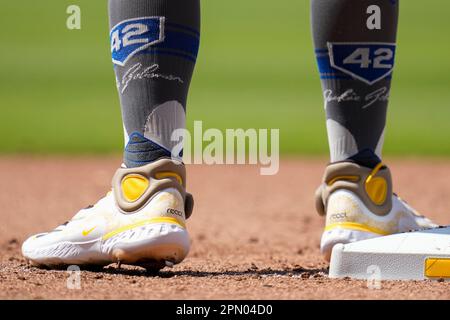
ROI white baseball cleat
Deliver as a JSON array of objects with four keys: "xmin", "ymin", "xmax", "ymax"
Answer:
[
  {"xmin": 22, "ymin": 158, "xmax": 194, "ymax": 271},
  {"xmin": 316, "ymin": 161, "xmax": 437, "ymax": 261}
]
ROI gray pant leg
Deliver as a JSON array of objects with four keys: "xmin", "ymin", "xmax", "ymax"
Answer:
[
  {"xmin": 109, "ymin": 0, "xmax": 200, "ymax": 167},
  {"xmin": 311, "ymin": 0, "xmax": 399, "ymax": 165}
]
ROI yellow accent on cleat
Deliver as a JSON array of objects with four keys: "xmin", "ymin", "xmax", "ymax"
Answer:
[
  {"xmin": 82, "ymin": 226, "xmax": 96, "ymax": 236},
  {"xmin": 102, "ymin": 217, "xmax": 185, "ymax": 240},
  {"xmin": 121, "ymin": 175, "xmax": 149, "ymax": 202},
  {"xmin": 324, "ymin": 222, "xmax": 389, "ymax": 236},
  {"xmin": 365, "ymin": 162, "xmax": 388, "ymax": 205},
  {"xmin": 327, "ymin": 175, "xmax": 359, "ymax": 186},
  {"xmin": 155, "ymin": 171, "xmax": 183, "ymax": 185}
]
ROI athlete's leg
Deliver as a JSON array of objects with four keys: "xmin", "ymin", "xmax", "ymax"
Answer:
[
  {"xmin": 22, "ymin": 0, "xmax": 200, "ymax": 269},
  {"xmin": 311, "ymin": 0, "xmax": 436, "ymax": 260},
  {"xmin": 312, "ymin": 0, "xmax": 396, "ymax": 164},
  {"xmin": 110, "ymin": 0, "xmax": 200, "ymax": 166}
]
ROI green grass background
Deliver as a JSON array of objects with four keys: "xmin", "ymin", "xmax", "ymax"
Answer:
[{"xmin": 1, "ymin": 1, "xmax": 449, "ymax": 156}]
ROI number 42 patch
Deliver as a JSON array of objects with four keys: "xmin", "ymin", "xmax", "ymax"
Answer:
[
  {"xmin": 328, "ymin": 42, "xmax": 396, "ymax": 85},
  {"xmin": 110, "ymin": 16, "xmax": 165, "ymax": 66}
]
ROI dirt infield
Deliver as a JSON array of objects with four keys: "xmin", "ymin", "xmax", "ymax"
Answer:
[{"xmin": 1, "ymin": 156, "xmax": 449, "ymax": 299}]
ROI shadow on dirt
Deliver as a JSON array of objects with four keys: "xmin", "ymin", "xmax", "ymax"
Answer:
[
  {"xmin": 10, "ymin": 246, "xmax": 329, "ymax": 279},
  {"xmin": 94, "ymin": 265, "xmax": 330, "ymax": 279},
  {"xmin": 19, "ymin": 261, "xmax": 329, "ymax": 279}
]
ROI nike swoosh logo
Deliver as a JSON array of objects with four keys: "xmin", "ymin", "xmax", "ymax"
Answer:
[{"xmin": 82, "ymin": 226, "xmax": 97, "ymax": 236}]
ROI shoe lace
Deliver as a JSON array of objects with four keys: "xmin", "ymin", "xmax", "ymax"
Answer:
[{"xmin": 59, "ymin": 191, "xmax": 112, "ymax": 227}]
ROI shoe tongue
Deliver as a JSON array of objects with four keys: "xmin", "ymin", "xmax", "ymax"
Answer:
[
  {"xmin": 70, "ymin": 192, "xmax": 111, "ymax": 221},
  {"xmin": 71, "ymin": 208, "xmax": 91, "ymax": 221},
  {"xmin": 347, "ymin": 149, "xmax": 381, "ymax": 169},
  {"xmin": 52, "ymin": 220, "xmax": 69, "ymax": 231}
]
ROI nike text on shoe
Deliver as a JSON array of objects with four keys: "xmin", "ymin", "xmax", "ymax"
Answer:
[
  {"xmin": 315, "ymin": 161, "xmax": 437, "ymax": 261},
  {"xmin": 22, "ymin": 158, "xmax": 194, "ymax": 271}
]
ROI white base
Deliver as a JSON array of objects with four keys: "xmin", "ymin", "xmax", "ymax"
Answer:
[{"xmin": 329, "ymin": 226, "xmax": 450, "ymax": 281}]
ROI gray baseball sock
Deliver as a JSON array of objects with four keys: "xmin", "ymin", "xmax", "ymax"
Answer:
[
  {"xmin": 311, "ymin": 0, "xmax": 399, "ymax": 167},
  {"xmin": 108, "ymin": 0, "xmax": 200, "ymax": 167}
]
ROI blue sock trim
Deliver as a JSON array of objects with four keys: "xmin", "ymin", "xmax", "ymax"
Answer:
[
  {"xmin": 124, "ymin": 132, "xmax": 174, "ymax": 168},
  {"xmin": 347, "ymin": 149, "xmax": 382, "ymax": 169}
]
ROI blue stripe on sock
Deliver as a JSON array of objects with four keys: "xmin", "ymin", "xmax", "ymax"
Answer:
[
  {"xmin": 156, "ymin": 30, "xmax": 199, "ymax": 58},
  {"xmin": 320, "ymin": 75, "xmax": 352, "ymax": 80},
  {"xmin": 150, "ymin": 49, "xmax": 197, "ymax": 62},
  {"xmin": 140, "ymin": 29, "xmax": 200, "ymax": 63},
  {"xmin": 320, "ymin": 75, "xmax": 392, "ymax": 80},
  {"xmin": 166, "ymin": 22, "xmax": 200, "ymax": 37},
  {"xmin": 316, "ymin": 54, "xmax": 348, "ymax": 78}
]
